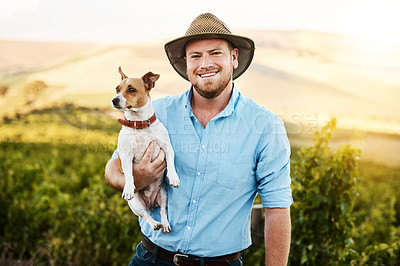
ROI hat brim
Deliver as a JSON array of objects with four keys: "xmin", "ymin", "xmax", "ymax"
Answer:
[{"xmin": 164, "ymin": 33, "xmax": 255, "ymax": 81}]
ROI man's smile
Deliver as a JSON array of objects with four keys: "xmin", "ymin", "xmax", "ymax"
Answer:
[{"xmin": 199, "ymin": 71, "xmax": 218, "ymax": 78}]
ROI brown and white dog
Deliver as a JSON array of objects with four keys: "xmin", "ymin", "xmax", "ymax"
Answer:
[{"xmin": 112, "ymin": 67, "xmax": 179, "ymax": 234}]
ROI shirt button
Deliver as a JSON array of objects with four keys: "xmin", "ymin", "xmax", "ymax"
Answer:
[
  {"xmin": 192, "ymin": 200, "xmax": 196, "ymax": 203},
  {"xmin": 197, "ymin": 172, "xmax": 200, "ymax": 176},
  {"xmin": 201, "ymin": 145, "xmax": 206, "ymax": 149},
  {"xmin": 187, "ymin": 226, "xmax": 191, "ymax": 230}
]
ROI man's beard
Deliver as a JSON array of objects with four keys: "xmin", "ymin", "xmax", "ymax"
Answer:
[{"xmin": 191, "ymin": 68, "xmax": 233, "ymax": 99}]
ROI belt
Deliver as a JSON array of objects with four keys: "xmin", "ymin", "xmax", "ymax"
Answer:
[{"xmin": 141, "ymin": 237, "xmax": 241, "ymax": 266}]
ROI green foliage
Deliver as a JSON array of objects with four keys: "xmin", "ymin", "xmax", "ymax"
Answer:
[
  {"xmin": 244, "ymin": 244, "xmax": 265, "ymax": 266},
  {"xmin": 0, "ymin": 141, "xmax": 142, "ymax": 265},
  {"xmin": 352, "ymin": 177, "xmax": 399, "ymax": 248},
  {"xmin": 351, "ymin": 240, "xmax": 400, "ymax": 265},
  {"xmin": 0, "ymin": 106, "xmax": 141, "ymax": 265},
  {"xmin": 289, "ymin": 118, "xmax": 361, "ymax": 265}
]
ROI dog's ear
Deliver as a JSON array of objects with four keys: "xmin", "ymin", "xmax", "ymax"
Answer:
[
  {"xmin": 119, "ymin": 66, "xmax": 128, "ymax": 80},
  {"xmin": 142, "ymin": 72, "xmax": 160, "ymax": 90}
]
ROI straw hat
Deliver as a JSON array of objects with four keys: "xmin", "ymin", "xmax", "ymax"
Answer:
[{"xmin": 164, "ymin": 13, "xmax": 255, "ymax": 81}]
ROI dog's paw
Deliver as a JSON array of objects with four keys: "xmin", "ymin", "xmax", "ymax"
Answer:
[
  {"xmin": 153, "ymin": 223, "xmax": 163, "ymax": 231},
  {"xmin": 167, "ymin": 172, "xmax": 180, "ymax": 188},
  {"xmin": 122, "ymin": 183, "xmax": 135, "ymax": 201},
  {"xmin": 161, "ymin": 221, "xmax": 171, "ymax": 234},
  {"xmin": 169, "ymin": 177, "xmax": 180, "ymax": 188},
  {"xmin": 122, "ymin": 190, "xmax": 134, "ymax": 201}
]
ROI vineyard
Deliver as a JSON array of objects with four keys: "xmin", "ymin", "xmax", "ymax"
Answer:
[{"xmin": 1, "ymin": 105, "xmax": 399, "ymax": 265}]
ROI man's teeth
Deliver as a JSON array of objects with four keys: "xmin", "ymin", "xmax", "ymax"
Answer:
[{"xmin": 200, "ymin": 73, "xmax": 216, "ymax": 78}]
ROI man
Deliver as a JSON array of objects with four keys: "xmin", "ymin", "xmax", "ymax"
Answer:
[{"xmin": 105, "ymin": 13, "xmax": 292, "ymax": 265}]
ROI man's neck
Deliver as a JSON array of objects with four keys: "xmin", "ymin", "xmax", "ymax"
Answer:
[{"xmin": 191, "ymin": 83, "xmax": 233, "ymax": 128}]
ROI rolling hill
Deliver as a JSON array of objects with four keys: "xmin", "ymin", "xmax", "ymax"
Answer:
[{"xmin": 0, "ymin": 30, "xmax": 399, "ymax": 134}]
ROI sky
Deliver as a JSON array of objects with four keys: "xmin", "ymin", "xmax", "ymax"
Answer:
[{"xmin": 1, "ymin": 0, "xmax": 400, "ymax": 44}]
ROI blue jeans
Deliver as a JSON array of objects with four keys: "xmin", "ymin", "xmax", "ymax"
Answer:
[{"xmin": 128, "ymin": 241, "xmax": 244, "ymax": 266}]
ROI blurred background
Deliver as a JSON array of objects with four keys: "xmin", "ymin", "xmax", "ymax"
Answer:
[
  {"xmin": 1, "ymin": 0, "xmax": 400, "ymax": 164},
  {"xmin": 1, "ymin": 0, "xmax": 400, "ymax": 264}
]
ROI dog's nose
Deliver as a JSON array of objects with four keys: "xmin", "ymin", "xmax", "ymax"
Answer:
[{"xmin": 112, "ymin": 98, "xmax": 120, "ymax": 106}]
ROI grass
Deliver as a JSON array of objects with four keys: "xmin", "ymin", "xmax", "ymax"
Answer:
[{"xmin": 0, "ymin": 104, "xmax": 119, "ymax": 145}]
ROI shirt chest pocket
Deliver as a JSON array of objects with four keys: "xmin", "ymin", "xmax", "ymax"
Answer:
[{"xmin": 216, "ymin": 154, "xmax": 255, "ymax": 190}]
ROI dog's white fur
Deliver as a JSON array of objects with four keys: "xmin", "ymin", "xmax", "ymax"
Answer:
[{"xmin": 112, "ymin": 68, "xmax": 179, "ymax": 234}]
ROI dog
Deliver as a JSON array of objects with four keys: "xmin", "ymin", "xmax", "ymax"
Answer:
[{"xmin": 112, "ymin": 67, "xmax": 180, "ymax": 234}]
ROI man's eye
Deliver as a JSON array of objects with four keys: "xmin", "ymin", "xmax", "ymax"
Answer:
[
  {"xmin": 191, "ymin": 55, "xmax": 200, "ymax": 59},
  {"xmin": 128, "ymin": 87, "xmax": 137, "ymax": 93},
  {"xmin": 212, "ymin": 52, "xmax": 221, "ymax": 55}
]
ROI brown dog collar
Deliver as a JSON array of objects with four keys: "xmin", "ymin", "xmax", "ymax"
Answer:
[{"xmin": 118, "ymin": 113, "xmax": 157, "ymax": 129}]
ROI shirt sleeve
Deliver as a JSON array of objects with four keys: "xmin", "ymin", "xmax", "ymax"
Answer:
[
  {"xmin": 111, "ymin": 148, "xmax": 119, "ymax": 159},
  {"xmin": 256, "ymin": 115, "xmax": 293, "ymax": 208}
]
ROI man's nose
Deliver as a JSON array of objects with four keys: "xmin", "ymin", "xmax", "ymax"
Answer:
[{"xmin": 200, "ymin": 55, "xmax": 213, "ymax": 68}]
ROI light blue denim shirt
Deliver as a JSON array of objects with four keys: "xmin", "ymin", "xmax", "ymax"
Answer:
[{"xmin": 112, "ymin": 85, "xmax": 292, "ymax": 257}]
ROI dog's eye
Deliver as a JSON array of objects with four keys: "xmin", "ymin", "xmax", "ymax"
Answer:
[
  {"xmin": 116, "ymin": 87, "xmax": 120, "ymax": 93},
  {"xmin": 128, "ymin": 87, "xmax": 137, "ymax": 93}
]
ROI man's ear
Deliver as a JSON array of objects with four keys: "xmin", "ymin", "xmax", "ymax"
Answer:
[
  {"xmin": 141, "ymin": 72, "xmax": 160, "ymax": 90},
  {"xmin": 232, "ymin": 48, "xmax": 239, "ymax": 70}
]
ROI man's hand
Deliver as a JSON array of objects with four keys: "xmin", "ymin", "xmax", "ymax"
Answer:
[
  {"xmin": 104, "ymin": 142, "xmax": 166, "ymax": 192},
  {"xmin": 133, "ymin": 142, "xmax": 166, "ymax": 191}
]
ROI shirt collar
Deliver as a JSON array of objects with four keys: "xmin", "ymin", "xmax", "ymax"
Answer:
[
  {"xmin": 184, "ymin": 87, "xmax": 195, "ymax": 117},
  {"xmin": 184, "ymin": 84, "xmax": 239, "ymax": 119},
  {"xmin": 220, "ymin": 84, "xmax": 239, "ymax": 118}
]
